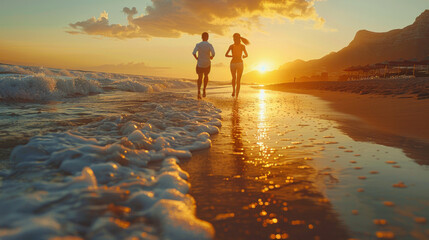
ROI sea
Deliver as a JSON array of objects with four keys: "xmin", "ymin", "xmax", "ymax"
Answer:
[{"xmin": 0, "ymin": 63, "xmax": 220, "ymax": 240}]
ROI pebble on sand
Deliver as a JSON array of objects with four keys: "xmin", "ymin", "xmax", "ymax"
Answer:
[
  {"xmin": 385, "ymin": 161, "xmax": 397, "ymax": 164},
  {"xmin": 357, "ymin": 188, "xmax": 365, "ymax": 192},
  {"xmin": 392, "ymin": 181, "xmax": 407, "ymax": 188},
  {"xmin": 358, "ymin": 176, "xmax": 367, "ymax": 180},
  {"xmin": 213, "ymin": 213, "xmax": 235, "ymax": 221},
  {"xmin": 373, "ymin": 219, "xmax": 387, "ymax": 225},
  {"xmin": 376, "ymin": 231, "xmax": 395, "ymax": 239},
  {"xmin": 370, "ymin": 171, "xmax": 379, "ymax": 174},
  {"xmin": 352, "ymin": 210, "xmax": 359, "ymax": 215},
  {"xmin": 323, "ymin": 136, "xmax": 335, "ymax": 138},
  {"xmin": 383, "ymin": 201, "xmax": 395, "ymax": 207},
  {"xmin": 349, "ymin": 160, "xmax": 357, "ymax": 163},
  {"xmin": 414, "ymin": 217, "xmax": 427, "ymax": 224}
]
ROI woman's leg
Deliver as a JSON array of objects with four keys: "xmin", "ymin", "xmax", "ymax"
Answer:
[
  {"xmin": 236, "ymin": 63, "xmax": 244, "ymax": 97},
  {"xmin": 230, "ymin": 64, "xmax": 237, "ymax": 97}
]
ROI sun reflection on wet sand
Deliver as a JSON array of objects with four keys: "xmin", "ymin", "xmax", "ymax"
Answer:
[
  {"xmin": 183, "ymin": 86, "xmax": 351, "ymax": 240},
  {"xmin": 258, "ymin": 89, "xmax": 266, "ymax": 120},
  {"xmin": 256, "ymin": 89, "xmax": 270, "ymax": 168},
  {"xmin": 182, "ymin": 85, "xmax": 429, "ymax": 240},
  {"xmin": 230, "ymin": 99, "xmax": 246, "ymax": 184}
]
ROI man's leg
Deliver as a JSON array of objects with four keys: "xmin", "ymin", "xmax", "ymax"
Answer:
[
  {"xmin": 203, "ymin": 72, "xmax": 209, "ymax": 97},
  {"xmin": 202, "ymin": 66, "xmax": 210, "ymax": 97},
  {"xmin": 197, "ymin": 72, "xmax": 203, "ymax": 99}
]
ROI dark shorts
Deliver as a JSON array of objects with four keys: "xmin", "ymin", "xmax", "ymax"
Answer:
[{"xmin": 196, "ymin": 65, "xmax": 211, "ymax": 75}]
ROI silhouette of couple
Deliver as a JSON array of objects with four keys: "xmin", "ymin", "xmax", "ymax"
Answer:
[{"xmin": 193, "ymin": 32, "xmax": 249, "ymax": 99}]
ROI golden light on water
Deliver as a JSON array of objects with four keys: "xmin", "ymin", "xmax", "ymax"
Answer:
[
  {"xmin": 258, "ymin": 89, "xmax": 266, "ymax": 121},
  {"xmin": 257, "ymin": 89, "xmax": 269, "ymax": 163}
]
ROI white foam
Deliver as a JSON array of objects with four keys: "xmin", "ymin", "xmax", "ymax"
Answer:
[
  {"xmin": 148, "ymin": 199, "xmax": 214, "ymax": 240},
  {"xmin": 1, "ymin": 92, "xmax": 222, "ymax": 240}
]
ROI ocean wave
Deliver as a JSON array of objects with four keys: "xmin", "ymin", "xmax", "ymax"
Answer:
[
  {"xmin": 0, "ymin": 65, "xmax": 34, "ymax": 75},
  {"xmin": 113, "ymin": 79, "xmax": 164, "ymax": 93},
  {"xmin": 0, "ymin": 64, "xmax": 195, "ymax": 96},
  {"xmin": 1, "ymin": 94, "xmax": 221, "ymax": 240},
  {"xmin": 112, "ymin": 78, "xmax": 194, "ymax": 93},
  {"xmin": 0, "ymin": 73, "xmax": 103, "ymax": 101}
]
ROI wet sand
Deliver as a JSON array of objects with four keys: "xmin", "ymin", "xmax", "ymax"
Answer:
[
  {"xmin": 264, "ymin": 77, "xmax": 429, "ymax": 99},
  {"xmin": 263, "ymin": 84, "xmax": 429, "ymax": 165},
  {"xmin": 182, "ymin": 88, "xmax": 350, "ymax": 240},
  {"xmin": 181, "ymin": 86, "xmax": 429, "ymax": 240}
]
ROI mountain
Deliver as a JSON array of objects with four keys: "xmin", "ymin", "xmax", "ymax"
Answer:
[{"xmin": 246, "ymin": 9, "xmax": 429, "ymax": 84}]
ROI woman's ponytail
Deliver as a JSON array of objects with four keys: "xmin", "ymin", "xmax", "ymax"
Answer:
[
  {"xmin": 233, "ymin": 33, "xmax": 250, "ymax": 45},
  {"xmin": 240, "ymin": 37, "xmax": 250, "ymax": 45}
]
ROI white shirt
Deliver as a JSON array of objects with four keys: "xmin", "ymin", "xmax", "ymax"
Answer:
[{"xmin": 193, "ymin": 41, "xmax": 215, "ymax": 68}]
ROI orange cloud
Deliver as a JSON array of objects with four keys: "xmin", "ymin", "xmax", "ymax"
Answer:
[{"xmin": 68, "ymin": 0, "xmax": 324, "ymax": 39}]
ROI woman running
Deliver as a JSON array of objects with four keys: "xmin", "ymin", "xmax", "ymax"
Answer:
[{"xmin": 225, "ymin": 33, "xmax": 249, "ymax": 97}]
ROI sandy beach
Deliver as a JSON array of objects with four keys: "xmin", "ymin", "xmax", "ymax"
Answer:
[
  {"xmin": 263, "ymin": 78, "xmax": 429, "ymax": 163},
  {"xmin": 183, "ymin": 86, "xmax": 429, "ymax": 240}
]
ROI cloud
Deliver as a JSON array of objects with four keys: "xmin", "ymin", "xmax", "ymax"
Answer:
[
  {"xmin": 86, "ymin": 62, "xmax": 170, "ymax": 75},
  {"xmin": 68, "ymin": 0, "xmax": 325, "ymax": 39}
]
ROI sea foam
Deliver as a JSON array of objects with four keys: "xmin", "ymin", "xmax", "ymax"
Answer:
[{"xmin": 0, "ymin": 91, "xmax": 221, "ymax": 240}]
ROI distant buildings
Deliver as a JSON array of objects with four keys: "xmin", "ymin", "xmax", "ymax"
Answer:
[{"xmin": 342, "ymin": 57, "xmax": 429, "ymax": 81}]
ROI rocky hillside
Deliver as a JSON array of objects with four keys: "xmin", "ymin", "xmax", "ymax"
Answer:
[{"xmin": 246, "ymin": 10, "xmax": 429, "ymax": 84}]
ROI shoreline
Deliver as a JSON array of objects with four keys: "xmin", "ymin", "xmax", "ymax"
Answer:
[{"xmin": 263, "ymin": 84, "xmax": 429, "ymax": 165}]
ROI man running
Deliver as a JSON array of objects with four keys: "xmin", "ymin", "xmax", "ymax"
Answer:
[{"xmin": 192, "ymin": 32, "xmax": 215, "ymax": 99}]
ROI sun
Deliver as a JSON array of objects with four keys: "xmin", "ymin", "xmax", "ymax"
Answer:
[{"xmin": 256, "ymin": 63, "xmax": 269, "ymax": 74}]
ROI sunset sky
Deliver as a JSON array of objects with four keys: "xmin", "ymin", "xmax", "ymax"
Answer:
[{"xmin": 0, "ymin": 0, "xmax": 428, "ymax": 81}]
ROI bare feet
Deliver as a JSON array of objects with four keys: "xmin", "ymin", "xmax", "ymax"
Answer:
[
  {"xmin": 232, "ymin": 91, "xmax": 235, "ymax": 97},
  {"xmin": 198, "ymin": 92, "xmax": 202, "ymax": 100},
  {"xmin": 203, "ymin": 91, "xmax": 206, "ymax": 98}
]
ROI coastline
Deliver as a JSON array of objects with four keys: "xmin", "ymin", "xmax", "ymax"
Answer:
[{"xmin": 263, "ymin": 82, "xmax": 429, "ymax": 164}]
